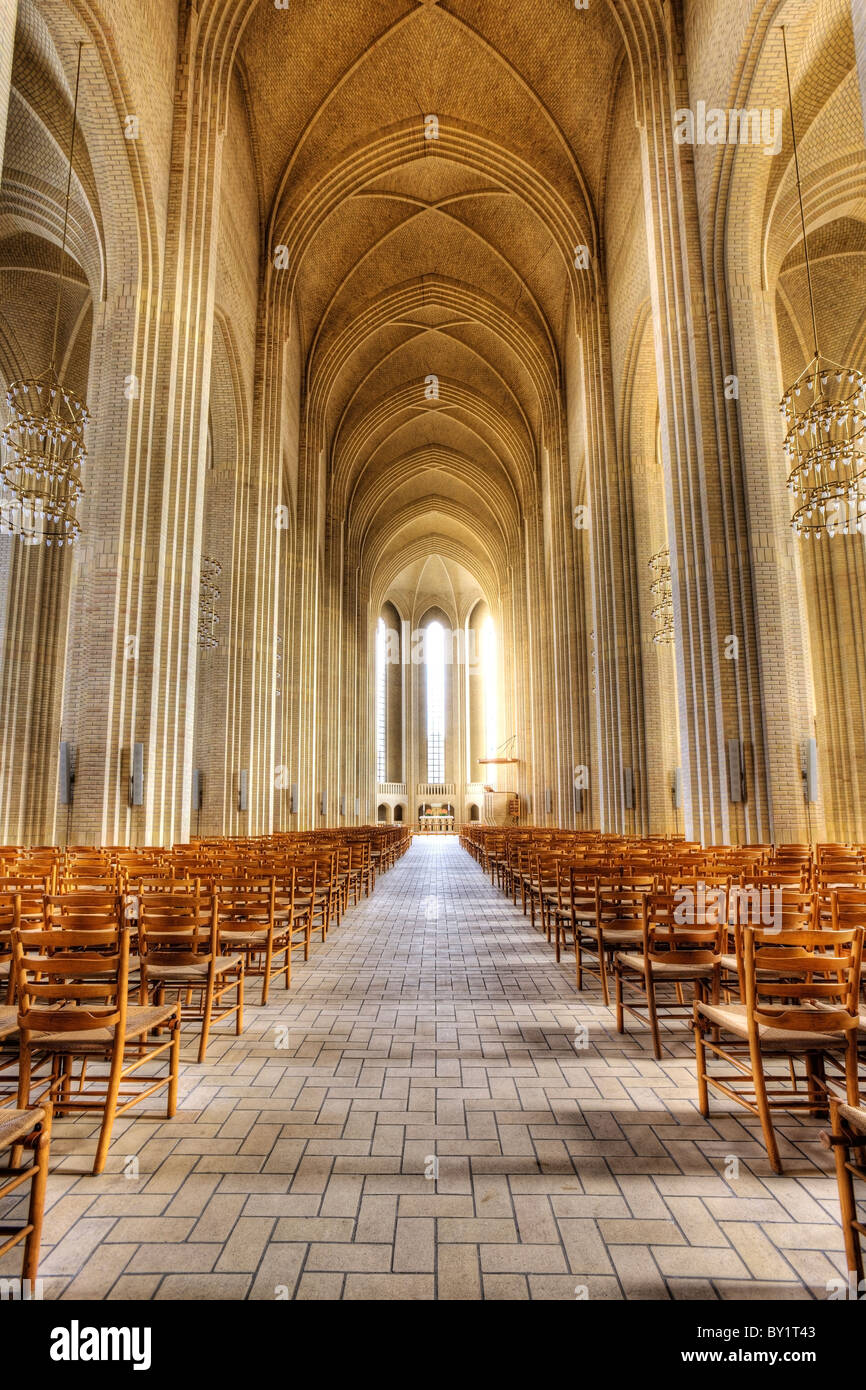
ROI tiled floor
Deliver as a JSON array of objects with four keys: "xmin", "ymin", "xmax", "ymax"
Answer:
[{"xmin": 0, "ymin": 836, "xmax": 854, "ymax": 1300}]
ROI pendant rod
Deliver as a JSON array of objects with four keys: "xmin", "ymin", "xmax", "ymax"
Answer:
[
  {"xmin": 50, "ymin": 41, "xmax": 84, "ymax": 373},
  {"xmin": 781, "ymin": 25, "xmax": 820, "ymax": 362}
]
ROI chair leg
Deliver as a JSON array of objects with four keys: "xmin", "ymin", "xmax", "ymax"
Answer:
[
  {"xmin": 167, "ymin": 1010, "xmax": 180, "ymax": 1118},
  {"xmin": 750, "ymin": 1040, "xmax": 782, "ymax": 1174},
  {"xmin": 262, "ymin": 936, "xmax": 274, "ymax": 1006},
  {"xmin": 93, "ymin": 1042, "xmax": 126, "ymax": 1175},
  {"xmin": 845, "ymin": 1033, "xmax": 860, "ymax": 1107},
  {"xmin": 645, "ymin": 967, "xmax": 662, "ymax": 1060},
  {"xmin": 199, "ymin": 974, "xmax": 216, "ymax": 1064},
  {"xmin": 21, "ymin": 1105, "xmax": 52, "ymax": 1286},
  {"xmin": 236, "ymin": 966, "xmax": 244, "ymax": 1036},
  {"xmin": 693, "ymin": 1011, "xmax": 710, "ymax": 1116},
  {"xmin": 804, "ymin": 1053, "xmax": 827, "ymax": 1118},
  {"xmin": 597, "ymin": 933, "xmax": 610, "ymax": 1007},
  {"xmin": 833, "ymin": 1136, "xmax": 864, "ymax": 1283},
  {"xmin": 11, "ymin": 1043, "xmax": 33, "ymax": 1170},
  {"xmin": 614, "ymin": 958, "xmax": 624, "ymax": 1034}
]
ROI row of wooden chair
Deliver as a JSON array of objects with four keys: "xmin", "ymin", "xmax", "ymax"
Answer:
[
  {"xmin": 0, "ymin": 827, "xmax": 410, "ymax": 1284},
  {"xmin": 461, "ymin": 826, "xmax": 866, "ymax": 1175}
]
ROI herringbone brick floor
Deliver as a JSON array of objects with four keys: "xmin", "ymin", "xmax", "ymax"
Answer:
[{"xmin": 0, "ymin": 837, "xmax": 855, "ymax": 1300}]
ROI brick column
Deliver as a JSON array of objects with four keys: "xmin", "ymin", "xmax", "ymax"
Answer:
[
  {"xmin": 63, "ymin": 5, "xmax": 225, "ymax": 845},
  {"xmin": 0, "ymin": 0, "xmax": 16, "ymax": 181}
]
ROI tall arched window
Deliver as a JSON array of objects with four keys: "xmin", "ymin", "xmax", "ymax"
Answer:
[
  {"xmin": 481, "ymin": 614, "xmax": 497, "ymax": 786},
  {"xmin": 481, "ymin": 616, "xmax": 497, "ymax": 754},
  {"xmin": 426, "ymin": 620, "xmax": 446, "ymax": 782},
  {"xmin": 376, "ymin": 617, "xmax": 387, "ymax": 784}
]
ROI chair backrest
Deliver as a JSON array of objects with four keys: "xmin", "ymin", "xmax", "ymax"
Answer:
[
  {"xmin": 13, "ymin": 923, "xmax": 129, "ymax": 1036},
  {"xmin": 739, "ymin": 924, "xmax": 863, "ymax": 1036},
  {"xmin": 43, "ymin": 892, "xmax": 122, "ymax": 932},
  {"xmin": 563, "ymin": 865, "xmax": 599, "ymax": 917},
  {"xmin": 0, "ymin": 874, "xmax": 52, "ymax": 895},
  {"xmin": 138, "ymin": 890, "xmax": 217, "ymax": 966},
  {"xmin": 349, "ymin": 842, "xmax": 367, "ymax": 873},
  {"xmin": 832, "ymin": 889, "xmax": 866, "ymax": 931},
  {"xmin": 730, "ymin": 885, "xmax": 815, "ymax": 933},
  {"xmin": 644, "ymin": 892, "xmax": 725, "ymax": 963},
  {"xmin": 597, "ymin": 882, "xmax": 647, "ymax": 932},
  {"xmin": 218, "ymin": 879, "xmax": 276, "ymax": 931}
]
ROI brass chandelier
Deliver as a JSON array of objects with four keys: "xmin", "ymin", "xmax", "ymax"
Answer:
[
  {"xmin": 649, "ymin": 547, "xmax": 675, "ymax": 645},
  {"xmin": 0, "ymin": 43, "xmax": 90, "ymax": 548},
  {"xmin": 780, "ymin": 27, "xmax": 866, "ymax": 539},
  {"xmin": 198, "ymin": 557, "xmax": 222, "ymax": 650}
]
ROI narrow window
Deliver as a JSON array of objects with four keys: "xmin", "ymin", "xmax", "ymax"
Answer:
[{"xmin": 426, "ymin": 621, "xmax": 445, "ymax": 783}]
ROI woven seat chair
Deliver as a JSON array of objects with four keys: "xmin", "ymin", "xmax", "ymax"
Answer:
[
  {"xmin": 576, "ymin": 877, "xmax": 654, "ymax": 1005},
  {"xmin": 0, "ymin": 1104, "xmax": 52, "ymax": 1288},
  {"xmin": 694, "ymin": 923, "xmax": 863, "ymax": 1172},
  {"xmin": 615, "ymin": 890, "xmax": 725, "ymax": 1058},
  {"xmin": 138, "ymin": 890, "xmax": 243, "ymax": 1063},
  {"xmin": 12, "ymin": 922, "xmax": 179, "ymax": 1175},
  {"xmin": 820, "ymin": 1099, "xmax": 866, "ymax": 1286},
  {"xmin": 218, "ymin": 874, "xmax": 294, "ymax": 1004}
]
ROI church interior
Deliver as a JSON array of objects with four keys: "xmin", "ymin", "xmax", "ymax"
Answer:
[{"xmin": 2, "ymin": 0, "xmax": 866, "ymax": 1312}]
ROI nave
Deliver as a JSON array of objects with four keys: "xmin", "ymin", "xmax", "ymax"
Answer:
[{"xmin": 0, "ymin": 836, "xmax": 852, "ymax": 1302}]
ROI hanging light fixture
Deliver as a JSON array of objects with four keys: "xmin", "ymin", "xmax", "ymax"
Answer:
[
  {"xmin": 779, "ymin": 26, "xmax": 866, "ymax": 539},
  {"xmin": 0, "ymin": 42, "xmax": 90, "ymax": 547},
  {"xmin": 649, "ymin": 547, "xmax": 675, "ymax": 645},
  {"xmin": 198, "ymin": 557, "xmax": 221, "ymax": 650}
]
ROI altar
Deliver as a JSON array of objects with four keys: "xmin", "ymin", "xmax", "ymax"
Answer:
[{"xmin": 418, "ymin": 805, "xmax": 455, "ymax": 833}]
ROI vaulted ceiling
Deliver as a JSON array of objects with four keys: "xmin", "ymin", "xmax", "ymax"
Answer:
[{"xmin": 238, "ymin": 0, "xmax": 625, "ymax": 615}]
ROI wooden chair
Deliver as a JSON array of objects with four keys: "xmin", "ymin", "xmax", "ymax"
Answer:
[
  {"xmin": 347, "ymin": 842, "xmax": 371, "ymax": 907},
  {"xmin": 820, "ymin": 1098, "xmax": 866, "ymax": 1285},
  {"xmin": 0, "ymin": 1104, "xmax": 52, "ymax": 1287},
  {"xmin": 12, "ymin": 922, "xmax": 180, "ymax": 1175},
  {"xmin": 721, "ymin": 887, "xmax": 816, "ymax": 997},
  {"xmin": 576, "ymin": 879, "xmax": 652, "ymax": 1005},
  {"xmin": 138, "ymin": 891, "xmax": 243, "ymax": 1063},
  {"xmin": 332, "ymin": 846, "xmax": 351, "ymax": 923},
  {"xmin": 614, "ymin": 891, "xmax": 725, "ymax": 1058},
  {"xmin": 219, "ymin": 874, "xmax": 294, "ymax": 1004},
  {"xmin": 552, "ymin": 864, "xmax": 599, "ymax": 974},
  {"xmin": 694, "ymin": 923, "xmax": 863, "ymax": 1172}
]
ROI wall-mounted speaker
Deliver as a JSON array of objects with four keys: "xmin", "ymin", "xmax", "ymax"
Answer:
[
  {"xmin": 672, "ymin": 767, "xmax": 682, "ymax": 809},
  {"xmin": 290, "ymin": 783, "xmax": 298, "ymax": 814},
  {"xmin": 130, "ymin": 743, "xmax": 144, "ymax": 807},
  {"xmin": 544, "ymin": 788, "xmax": 553, "ymax": 815},
  {"xmin": 59, "ymin": 742, "xmax": 74, "ymax": 806},
  {"xmin": 238, "ymin": 769, "xmax": 249, "ymax": 813},
  {"xmin": 802, "ymin": 737, "xmax": 818, "ymax": 804},
  {"xmin": 320, "ymin": 791, "xmax": 327, "ymax": 818},
  {"xmin": 623, "ymin": 767, "xmax": 635, "ymax": 810},
  {"xmin": 727, "ymin": 738, "xmax": 744, "ymax": 803},
  {"xmin": 192, "ymin": 768, "xmax": 203, "ymax": 811},
  {"xmin": 354, "ymin": 797, "xmax": 361, "ymax": 817},
  {"xmin": 340, "ymin": 794, "xmax": 346, "ymax": 817},
  {"xmin": 574, "ymin": 787, "xmax": 584, "ymax": 814}
]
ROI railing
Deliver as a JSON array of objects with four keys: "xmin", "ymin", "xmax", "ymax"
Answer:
[
  {"xmin": 417, "ymin": 782, "xmax": 456, "ymax": 797},
  {"xmin": 378, "ymin": 783, "xmax": 407, "ymax": 796}
]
